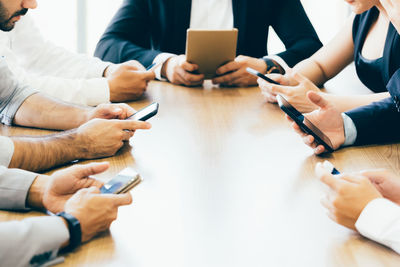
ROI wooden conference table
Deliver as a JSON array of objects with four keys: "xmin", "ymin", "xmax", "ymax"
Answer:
[{"xmin": 1, "ymin": 80, "xmax": 400, "ymax": 267}]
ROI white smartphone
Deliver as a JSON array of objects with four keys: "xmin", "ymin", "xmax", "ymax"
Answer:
[
  {"xmin": 100, "ymin": 167, "xmax": 143, "ymax": 194},
  {"xmin": 127, "ymin": 102, "xmax": 159, "ymax": 121}
]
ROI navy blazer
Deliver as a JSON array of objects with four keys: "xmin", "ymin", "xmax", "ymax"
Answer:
[
  {"xmin": 94, "ymin": 0, "xmax": 322, "ymax": 68},
  {"xmin": 345, "ymin": 9, "xmax": 400, "ymax": 146}
]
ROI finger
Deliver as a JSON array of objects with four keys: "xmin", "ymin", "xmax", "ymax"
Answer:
[
  {"xmin": 303, "ymin": 135, "xmax": 316, "ymax": 146},
  {"xmin": 117, "ymin": 120, "xmax": 152, "ymax": 131},
  {"xmin": 307, "ymin": 91, "xmax": 329, "ymax": 109},
  {"xmin": 314, "ymin": 145, "xmax": 326, "ymax": 155},
  {"xmin": 262, "ymin": 92, "xmax": 277, "ymax": 103},
  {"xmin": 100, "ymin": 192, "xmax": 133, "ymax": 206},
  {"xmin": 181, "ymin": 61, "xmax": 198, "ymax": 72},
  {"xmin": 71, "ymin": 162, "xmax": 110, "ymax": 178},
  {"xmin": 359, "ymin": 169, "xmax": 388, "ymax": 184},
  {"xmin": 340, "ymin": 174, "xmax": 364, "ymax": 184},
  {"xmin": 212, "ymin": 70, "xmax": 243, "ymax": 85},
  {"xmin": 136, "ymin": 70, "xmax": 156, "ymax": 81},
  {"xmin": 122, "ymin": 130, "xmax": 135, "ymax": 141},
  {"xmin": 216, "ymin": 61, "xmax": 240, "ymax": 75},
  {"xmin": 87, "ymin": 186, "xmax": 101, "ymax": 194},
  {"xmin": 320, "ymin": 196, "xmax": 334, "ymax": 212},
  {"xmin": 316, "ymin": 163, "xmax": 343, "ymax": 190},
  {"xmin": 290, "ymin": 71, "xmax": 310, "ymax": 85},
  {"xmin": 269, "ymin": 84, "xmax": 291, "ymax": 95},
  {"xmin": 176, "ymin": 67, "xmax": 204, "ymax": 85},
  {"xmin": 291, "ymin": 122, "xmax": 308, "ymax": 137},
  {"xmin": 86, "ymin": 178, "xmax": 104, "ymax": 189},
  {"xmin": 114, "ymin": 103, "xmax": 135, "ymax": 119}
]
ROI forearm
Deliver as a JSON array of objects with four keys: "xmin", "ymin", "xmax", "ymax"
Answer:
[
  {"xmin": 322, "ymin": 92, "xmax": 390, "ymax": 113},
  {"xmin": 13, "ymin": 93, "xmax": 91, "ymax": 130},
  {"xmin": 9, "ymin": 130, "xmax": 85, "ymax": 172},
  {"xmin": 293, "ymin": 58, "xmax": 330, "ymax": 87}
]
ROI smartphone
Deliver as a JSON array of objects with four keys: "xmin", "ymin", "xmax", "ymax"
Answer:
[
  {"xmin": 100, "ymin": 167, "xmax": 142, "ymax": 194},
  {"xmin": 276, "ymin": 94, "xmax": 334, "ymax": 153},
  {"xmin": 322, "ymin": 160, "xmax": 341, "ymax": 175},
  {"xmin": 127, "ymin": 102, "xmax": 159, "ymax": 121},
  {"xmin": 246, "ymin": 67, "xmax": 280, "ymax": 85}
]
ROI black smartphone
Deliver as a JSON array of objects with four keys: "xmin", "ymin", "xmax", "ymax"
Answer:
[
  {"xmin": 127, "ymin": 102, "xmax": 159, "ymax": 121},
  {"xmin": 276, "ymin": 94, "xmax": 334, "ymax": 153},
  {"xmin": 246, "ymin": 67, "xmax": 280, "ymax": 85},
  {"xmin": 100, "ymin": 167, "xmax": 142, "ymax": 194}
]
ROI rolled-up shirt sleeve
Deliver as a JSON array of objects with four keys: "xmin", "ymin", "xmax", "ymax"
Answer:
[
  {"xmin": 0, "ymin": 166, "xmax": 38, "ymax": 210},
  {"xmin": 0, "ymin": 59, "xmax": 37, "ymax": 126}
]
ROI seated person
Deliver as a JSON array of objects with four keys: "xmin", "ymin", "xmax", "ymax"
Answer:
[
  {"xmin": 0, "ymin": 0, "xmax": 155, "ymax": 105},
  {"xmin": 316, "ymin": 162, "xmax": 400, "ymax": 254},
  {"xmin": 0, "ymin": 58, "xmax": 151, "ymax": 172},
  {"xmin": 259, "ymin": 0, "xmax": 400, "ymax": 113},
  {"xmin": 94, "ymin": 0, "xmax": 322, "ymax": 87},
  {"xmin": 0, "ymin": 162, "xmax": 132, "ymax": 266}
]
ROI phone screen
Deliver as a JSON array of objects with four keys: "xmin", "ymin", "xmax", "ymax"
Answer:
[
  {"xmin": 277, "ymin": 95, "xmax": 334, "ymax": 152},
  {"xmin": 100, "ymin": 168, "xmax": 141, "ymax": 194},
  {"xmin": 128, "ymin": 102, "xmax": 159, "ymax": 121}
]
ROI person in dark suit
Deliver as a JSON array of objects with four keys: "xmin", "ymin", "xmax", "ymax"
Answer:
[
  {"xmin": 259, "ymin": 0, "xmax": 400, "ymax": 113},
  {"xmin": 94, "ymin": 0, "xmax": 322, "ymax": 87}
]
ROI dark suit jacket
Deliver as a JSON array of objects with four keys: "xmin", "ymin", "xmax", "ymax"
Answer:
[
  {"xmin": 94, "ymin": 0, "xmax": 322, "ymax": 68},
  {"xmin": 345, "ymin": 9, "xmax": 400, "ymax": 146}
]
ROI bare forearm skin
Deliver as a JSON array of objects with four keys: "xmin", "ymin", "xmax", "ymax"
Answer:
[
  {"xmin": 13, "ymin": 93, "xmax": 91, "ymax": 131},
  {"xmin": 9, "ymin": 130, "xmax": 87, "ymax": 172}
]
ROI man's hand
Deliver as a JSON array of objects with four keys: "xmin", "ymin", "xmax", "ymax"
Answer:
[
  {"xmin": 360, "ymin": 169, "xmax": 400, "ymax": 205},
  {"xmin": 212, "ymin": 55, "xmax": 267, "ymax": 87},
  {"xmin": 76, "ymin": 119, "xmax": 151, "ymax": 159},
  {"xmin": 290, "ymin": 91, "xmax": 345, "ymax": 154},
  {"xmin": 65, "ymin": 186, "xmax": 132, "ymax": 243},
  {"xmin": 86, "ymin": 103, "xmax": 136, "ymax": 122},
  {"xmin": 106, "ymin": 61, "xmax": 155, "ymax": 102},
  {"xmin": 161, "ymin": 55, "xmax": 204, "ymax": 86},
  {"xmin": 42, "ymin": 162, "xmax": 108, "ymax": 214},
  {"xmin": 316, "ymin": 163, "xmax": 383, "ymax": 230},
  {"xmin": 258, "ymin": 71, "xmax": 320, "ymax": 112}
]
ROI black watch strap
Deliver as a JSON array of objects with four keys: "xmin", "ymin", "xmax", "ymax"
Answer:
[
  {"xmin": 56, "ymin": 212, "xmax": 82, "ymax": 252},
  {"xmin": 262, "ymin": 57, "xmax": 285, "ymax": 75}
]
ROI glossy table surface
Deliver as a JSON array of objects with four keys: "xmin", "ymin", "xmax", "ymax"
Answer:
[{"xmin": 1, "ymin": 79, "xmax": 400, "ymax": 267}]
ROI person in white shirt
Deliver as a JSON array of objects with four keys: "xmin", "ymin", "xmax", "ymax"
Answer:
[
  {"xmin": 0, "ymin": 0, "xmax": 155, "ymax": 106},
  {"xmin": 316, "ymin": 161, "xmax": 400, "ymax": 254},
  {"xmin": 95, "ymin": 0, "xmax": 322, "ymax": 87}
]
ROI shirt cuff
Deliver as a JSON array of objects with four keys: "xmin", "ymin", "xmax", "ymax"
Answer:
[
  {"xmin": 153, "ymin": 53, "xmax": 176, "ymax": 81},
  {"xmin": 0, "ymin": 166, "xmax": 38, "ymax": 210},
  {"xmin": 88, "ymin": 60, "xmax": 112, "ymax": 78},
  {"xmin": 0, "ymin": 136, "xmax": 14, "ymax": 167},
  {"xmin": 356, "ymin": 198, "xmax": 400, "ymax": 251},
  {"xmin": 263, "ymin": 55, "xmax": 290, "ymax": 73},
  {"xmin": 341, "ymin": 113, "xmax": 357, "ymax": 146}
]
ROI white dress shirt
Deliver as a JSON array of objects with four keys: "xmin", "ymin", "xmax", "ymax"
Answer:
[
  {"xmin": 0, "ymin": 14, "xmax": 111, "ymax": 106},
  {"xmin": 356, "ymin": 198, "xmax": 400, "ymax": 254},
  {"xmin": 153, "ymin": 0, "xmax": 288, "ymax": 80}
]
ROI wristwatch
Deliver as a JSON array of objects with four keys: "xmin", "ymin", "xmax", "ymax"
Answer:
[
  {"xmin": 56, "ymin": 212, "xmax": 82, "ymax": 252},
  {"xmin": 262, "ymin": 58, "xmax": 285, "ymax": 75}
]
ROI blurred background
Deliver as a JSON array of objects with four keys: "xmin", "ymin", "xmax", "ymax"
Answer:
[{"xmin": 31, "ymin": 0, "xmax": 351, "ymax": 55}]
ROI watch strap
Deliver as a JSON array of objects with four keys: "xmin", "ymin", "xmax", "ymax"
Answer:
[{"xmin": 56, "ymin": 212, "xmax": 82, "ymax": 252}]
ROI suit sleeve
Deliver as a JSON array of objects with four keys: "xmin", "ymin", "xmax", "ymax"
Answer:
[
  {"xmin": 94, "ymin": 0, "xmax": 162, "ymax": 66},
  {"xmin": 0, "ymin": 217, "xmax": 69, "ymax": 267},
  {"xmin": 345, "ymin": 97, "xmax": 400, "ymax": 145},
  {"xmin": 270, "ymin": 0, "xmax": 322, "ymax": 67}
]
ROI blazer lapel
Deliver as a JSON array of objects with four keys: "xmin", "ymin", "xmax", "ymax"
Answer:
[
  {"xmin": 383, "ymin": 23, "xmax": 396, "ymax": 83},
  {"xmin": 173, "ymin": 0, "xmax": 192, "ymax": 52},
  {"xmin": 232, "ymin": 0, "xmax": 247, "ymax": 52}
]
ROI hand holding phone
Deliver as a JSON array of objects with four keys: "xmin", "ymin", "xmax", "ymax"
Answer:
[
  {"xmin": 127, "ymin": 102, "xmax": 159, "ymax": 121},
  {"xmin": 246, "ymin": 67, "xmax": 280, "ymax": 85},
  {"xmin": 100, "ymin": 168, "xmax": 142, "ymax": 194},
  {"xmin": 276, "ymin": 94, "xmax": 334, "ymax": 153}
]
